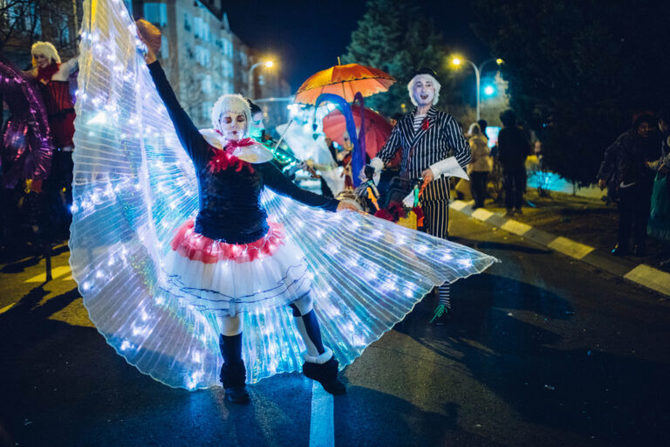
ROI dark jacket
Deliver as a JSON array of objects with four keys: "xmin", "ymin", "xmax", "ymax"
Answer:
[
  {"xmin": 497, "ymin": 126, "xmax": 530, "ymax": 170},
  {"xmin": 601, "ymin": 130, "xmax": 660, "ymax": 190}
]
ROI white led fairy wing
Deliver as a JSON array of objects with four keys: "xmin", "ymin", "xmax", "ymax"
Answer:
[
  {"xmin": 71, "ymin": 0, "xmax": 497, "ymax": 390},
  {"xmin": 71, "ymin": 0, "xmax": 213, "ymax": 389}
]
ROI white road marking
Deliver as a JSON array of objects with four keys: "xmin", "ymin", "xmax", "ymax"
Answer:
[
  {"xmin": 501, "ymin": 219, "xmax": 532, "ymax": 236},
  {"xmin": 449, "ymin": 200, "xmax": 468, "ymax": 211},
  {"xmin": 309, "ymin": 381, "xmax": 334, "ymax": 447},
  {"xmin": 624, "ymin": 264, "xmax": 670, "ymax": 296},
  {"xmin": 547, "ymin": 236, "xmax": 594, "ymax": 260},
  {"xmin": 471, "ymin": 208, "xmax": 494, "ymax": 221}
]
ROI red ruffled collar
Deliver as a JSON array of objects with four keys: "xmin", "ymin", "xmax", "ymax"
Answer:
[{"xmin": 207, "ymin": 137, "xmax": 255, "ymax": 174}]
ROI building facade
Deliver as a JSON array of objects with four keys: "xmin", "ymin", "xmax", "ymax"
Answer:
[{"xmin": 129, "ymin": 0, "xmax": 289, "ymax": 128}]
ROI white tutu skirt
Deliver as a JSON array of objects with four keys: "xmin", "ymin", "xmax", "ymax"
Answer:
[{"xmin": 163, "ymin": 220, "xmax": 311, "ymax": 316}]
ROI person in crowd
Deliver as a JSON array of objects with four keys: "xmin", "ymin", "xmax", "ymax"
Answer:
[
  {"xmin": 497, "ymin": 110, "xmax": 531, "ymax": 215},
  {"xmin": 369, "ymin": 68, "xmax": 471, "ymax": 324},
  {"xmin": 25, "ymin": 41, "xmax": 78, "ymax": 236},
  {"xmin": 477, "ymin": 119, "xmax": 488, "ymax": 141},
  {"xmin": 602, "ymin": 113, "xmax": 660, "ymax": 256},
  {"xmin": 467, "ymin": 123, "xmax": 492, "ymax": 209},
  {"xmin": 646, "ymin": 108, "xmax": 670, "ymax": 243}
]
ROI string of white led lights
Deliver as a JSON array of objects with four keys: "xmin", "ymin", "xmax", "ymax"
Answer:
[{"xmin": 70, "ymin": 0, "xmax": 497, "ymax": 389}]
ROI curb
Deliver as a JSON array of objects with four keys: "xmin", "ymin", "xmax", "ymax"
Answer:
[{"xmin": 450, "ymin": 200, "xmax": 670, "ymax": 297}]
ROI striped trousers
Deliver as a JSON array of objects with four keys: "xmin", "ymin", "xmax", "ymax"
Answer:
[{"xmin": 422, "ymin": 200, "xmax": 451, "ymax": 308}]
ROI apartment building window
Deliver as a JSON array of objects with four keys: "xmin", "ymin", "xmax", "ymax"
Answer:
[
  {"xmin": 184, "ymin": 13, "xmax": 191, "ymax": 31},
  {"xmin": 160, "ymin": 35, "xmax": 169, "ymax": 59},
  {"xmin": 193, "ymin": 17, "xmax": 203, "ymax": 39},
  {"xmin": 143, "ymin": 3, "xmax": 167, "ymax": 27},
  {"xmin": 202, "ymin": 75, "xmax": 212, "ymax": 95},
  {"xmin": 220, "ymin": 59, "xmax": 232, "ymax": 79},
  {"xmin": 195, "ymin": 45, "xmax": 210, "ymax": 66}
]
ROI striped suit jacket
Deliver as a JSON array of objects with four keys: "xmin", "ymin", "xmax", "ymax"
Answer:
[{"xmin": 377, "ymin": 106, "xmax": 470, "ymax": 201}]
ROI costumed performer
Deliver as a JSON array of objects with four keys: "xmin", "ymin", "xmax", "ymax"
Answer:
[
  {"xmin": 369, "ymin": 69, "xmax": 471, "ymax": 324},
  {"xmin": 138, "ymin": 22, "xmax": 357, "ymax": 403}
]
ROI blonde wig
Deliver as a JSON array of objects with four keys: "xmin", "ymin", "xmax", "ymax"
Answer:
[{"xmin": 31, "ymin": 41, "xmax": 61, "ymax": 65}]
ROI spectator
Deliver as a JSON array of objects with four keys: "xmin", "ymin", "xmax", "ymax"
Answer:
[
  {"xmin": 497, "ymin": 110, "xmax": 531, "ymax": 214},
  {"xmin": 647, "ymin": 108, "xmax": 670, "ymax": 242},
  {"xmin": 26, "ymin": 41, "xmax": 78, "ymax": 237},
  {"xmin": 466, "ymin": 123, "xmax": 492, "ymax": 209},
  {"xmin": 477, "ymin": 119, "xmax": 488, "ymax": 140},
  {"xmin": 607, "ymin": 113, "xmax": 660, "ymax": 255}
]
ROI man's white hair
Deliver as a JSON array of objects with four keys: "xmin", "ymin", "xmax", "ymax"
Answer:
[
  {"xmin": 407, "ymin": 74, "xmax": 441, "ymax": 106},
  {"xmin": 31, "ymin": 41, "xmax": 61, "ymax": 65},
  {"xmin": 211, "ymin": 93, "xmax": 251, "ymax": 134}
]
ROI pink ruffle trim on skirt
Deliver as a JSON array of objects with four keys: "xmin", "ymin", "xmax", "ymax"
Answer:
[{"xmin": 170, "ymin": 219, "xmax": 285, "ymax": 264}]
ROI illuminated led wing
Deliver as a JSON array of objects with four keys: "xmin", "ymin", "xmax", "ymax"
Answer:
[
  {"xmin": 260, "ymin": 191, "xmax": 498, "ymax": 370},
  {"xmin": 70, "ymin": 0, "xmax": 213, "ymax": 389}
]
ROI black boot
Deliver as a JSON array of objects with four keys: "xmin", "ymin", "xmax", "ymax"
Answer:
[
  {"xmin": 302, "ymin": 350, "xmax": 346, "ymax": 395},
  {"xmin": 220, "ymin": 361, "xmax": 250, "ymax": 404},
  {"xmin": 219, "ymin": 334, "xmax": 250, "ymax": 404}
]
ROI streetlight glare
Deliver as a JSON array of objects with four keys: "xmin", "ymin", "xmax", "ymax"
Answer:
[
  {"xmin": 483, "ymin": 85, "xmax": 495, "ymax": 96},
  {"xmin": 450, "ymin": 57, "xmax": 462, "ymax": 66},
  {"xmin": 264, "ymin": 60, "xmax": 274, "ymax": 68},
  {"xmin": 496, "ymin": 58, "xmax": 504, "ymax": 65}
]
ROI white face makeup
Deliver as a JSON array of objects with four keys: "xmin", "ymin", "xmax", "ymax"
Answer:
[
  {"xmin": 412, "ymin": 75, "xmax": 436, "ymax": 107},
  {"xmin": 219, "ymin": 112, "xmax": 247, "ymax": 141},
  {"xmin": 34, "ymin": 53, "xmax": 50, "ymax": 69}
]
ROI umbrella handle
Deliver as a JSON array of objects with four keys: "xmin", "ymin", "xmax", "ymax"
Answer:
[{"xmin": 352, "ymin": 92, "xmax": 366, "ymax": 181}]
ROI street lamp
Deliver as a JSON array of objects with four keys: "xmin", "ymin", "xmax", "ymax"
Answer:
[
  {"xmin": 248, "ymin": 59, "xmax": 275, "ymax": 99},
  {"xmin": 449, "ymin": 56, "xmax": 503, "ymax": 120}
]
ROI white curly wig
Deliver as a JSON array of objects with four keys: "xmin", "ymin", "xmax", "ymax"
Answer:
[
  {"xmin": 407, "ymin": 74, "xmax": 441, "ymax": 106},
  {"xmin": 31, "ymin": 41, "xmax": 61, "ymax": 65},
  {"xmin": 211, "ymin": 93, "xmax": 251, "ymax": 134}
]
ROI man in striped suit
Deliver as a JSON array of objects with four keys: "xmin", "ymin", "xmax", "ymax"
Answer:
[{"xmin": 370, "ymin": 68, "xmax": 471, "ymax": 324}]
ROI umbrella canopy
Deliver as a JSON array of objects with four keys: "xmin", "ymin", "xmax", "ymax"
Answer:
[
  {"xmin": 322, "ymin": 106, "xmax": 392, "ymax": 159},
  {"xmin": 295, "ymin": 63, "xmax": 395, "ymax": 104}
]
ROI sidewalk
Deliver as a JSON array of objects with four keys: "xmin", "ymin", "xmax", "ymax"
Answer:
[{"xmin": 450, "ymin": 188, "xmax": 670, "ymax": 297}]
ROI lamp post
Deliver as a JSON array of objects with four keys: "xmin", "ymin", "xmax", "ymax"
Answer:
[
  {"xmin": 450, "ymin": 56, "xmax": 503, "ymax": 120},
  {"xmin": 248, "ymin": 59, "xmax": 275, "ymax": 99}
]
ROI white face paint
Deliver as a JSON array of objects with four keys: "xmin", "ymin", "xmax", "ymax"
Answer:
[
  {"xmin": 412, "ymin": 75, "xmax": 436, "ymax": 107},
  {"xmin": 219, "ymin": 112, "xmax": 247, "ymax": 141}
]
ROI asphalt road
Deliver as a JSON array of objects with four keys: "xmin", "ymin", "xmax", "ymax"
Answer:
[{"xmin": 1, "ymin": 211, "xmax": 669, "ymax": 447}]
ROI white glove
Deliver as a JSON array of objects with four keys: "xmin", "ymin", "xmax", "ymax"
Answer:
[{"xmin": 369, "ymin": 157, "xmax": 384, "ymax": 185}]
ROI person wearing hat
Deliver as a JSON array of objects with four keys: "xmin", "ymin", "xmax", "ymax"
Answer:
[{"xmin": 370, "ymin": 69, "xmax": 471, "ymax": 324}]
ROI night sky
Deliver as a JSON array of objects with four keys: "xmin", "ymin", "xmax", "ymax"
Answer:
[{"xmin": 222, "ymin": 0, "xmax": 490, "ymax": 91}]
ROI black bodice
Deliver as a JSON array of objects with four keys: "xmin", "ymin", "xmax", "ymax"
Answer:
[{"xmin": 148, "ymin": 61, "xmax": 338, "ymax": 244}]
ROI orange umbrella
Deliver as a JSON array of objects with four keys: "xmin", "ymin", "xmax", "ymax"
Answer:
[
  {"xmin": 295, "ymin": 63, "xmax": 396, "ymax": 104},
  {"xmin": 322, "ymin": 106, "xmax": 392, "ymax": 159}
]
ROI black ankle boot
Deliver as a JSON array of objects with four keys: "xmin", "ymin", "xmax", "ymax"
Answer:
[
  {"xmin": 302, "ymin": 350, "xmax": 346, "ymax": 395},
  {"xmin": 220, "ymin": 361, "xmax": 250, "ymax": 404},
  {"xmin": 219, "ymin": 333, "xmax": 249, "ymax": 404}
]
